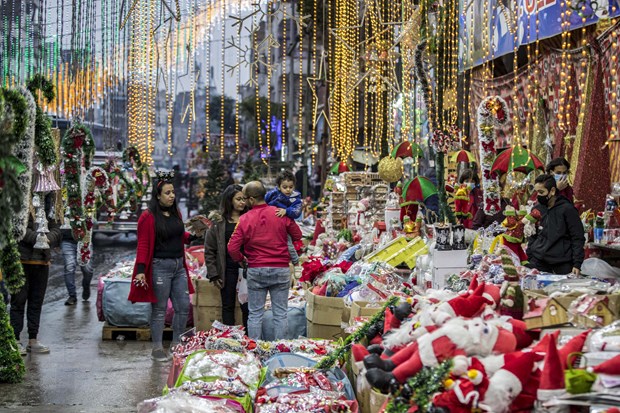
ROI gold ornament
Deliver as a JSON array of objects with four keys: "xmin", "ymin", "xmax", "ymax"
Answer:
[{"xmin": 378, "ymin": 156, "xmax": 403, "ymax": 183}]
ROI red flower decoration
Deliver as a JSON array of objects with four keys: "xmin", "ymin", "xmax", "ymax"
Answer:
[
  {"xmin": 300, "ymin": 258, "xmax": 329, "ymax": 283},
  {"xmin": 314, "ymin": 346, "xmax": 327, "ymax": 355}
]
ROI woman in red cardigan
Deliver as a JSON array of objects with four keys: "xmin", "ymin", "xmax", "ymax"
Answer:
[{"xmin": 128, "ymin": 172, "xmax": 195, "ymax": 362}]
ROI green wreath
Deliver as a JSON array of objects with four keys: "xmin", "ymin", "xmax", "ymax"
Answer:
[
  {"xmin": 0, "ymin": 89, "xmax": 29, "ymax": 148},
  {"xmin": 26, "ymin": 75, "xmax": 57, "ymax": 166},
  {"xmin": 100, "ymin": 159, "xmax": 137, "ymax": 215},
  {"xmin": 122, "ymin": 145, "xmax": 149, "ymax": 201}
]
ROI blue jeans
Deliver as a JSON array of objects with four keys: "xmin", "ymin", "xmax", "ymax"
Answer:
[
  {"xmin": 246, "ymin": 267, "xmax": 290, "ymax": 340},
  {"xmin": 151, "ymin": 257, "xmax": 190, "ymax": 348},
  {"xmin": 61, "ymin": 240, "xmax": 94, "ymax": 299}
]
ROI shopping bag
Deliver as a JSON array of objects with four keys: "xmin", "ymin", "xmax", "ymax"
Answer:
[{"xmin": 237, "ymin": 270, "xmax": 248, "ymax": 305}]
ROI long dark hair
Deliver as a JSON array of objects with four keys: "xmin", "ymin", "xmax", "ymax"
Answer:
[
  {"xmin": 149, "ymin": 179, "xmax": 182, "ymax": 242},
  {"xmin": 220, "ymin": 184, "xmax": 247, "ymax": 222}
]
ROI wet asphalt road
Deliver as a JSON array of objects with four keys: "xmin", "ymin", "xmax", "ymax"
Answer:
[{"xmin": 0, "ymin": 233, "xmax": 169, "ymax": 413}]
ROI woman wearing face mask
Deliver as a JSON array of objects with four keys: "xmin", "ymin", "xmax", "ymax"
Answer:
[
  {"xmin": 129, "ymin": 172, "xmax": 195, "ymax": 362},
  {"xmin": 457, "ymin": 169, "xmax": 483, "ymax": 229},
  {"xmin": 204, "ymin": 184, "xmax": 250, "ymax": 328},
  {"xmin": 545, "ymin": 157, "xmax": 574, "ymax": 203},
  {"xmin": 526, "ymin": 174, "xmax": 585, "ymax": 275}
]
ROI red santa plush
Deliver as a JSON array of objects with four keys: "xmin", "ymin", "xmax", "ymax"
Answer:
[
  {"xmin": 365, "ymin": 318, "xmax": 517, "ymax": 390},
  {"xmin": 480, "ymin": 352, "xmax": 538, "ymax": 413},
  {"xmin": 432, "ymin": 357, "xmax": 490, "ymax": 412}
]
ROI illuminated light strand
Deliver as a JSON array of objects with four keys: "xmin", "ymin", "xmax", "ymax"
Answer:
[
  {"xmin": 220, "ymin": 0, "xmax": 227, "ymax": 159},
  {"xmin": 205, "ymin": 0, "xmax": 212, "ymax": 153},
  {"xmin": 282, "ymin": 2, "xmax": 287, "ymax": 159},
  {"xmin": 235, "ymin": 0, "xmax": 241, "ymax": 154},
  {"xmin": 604, "ymin": 15, "xmax": 619, "ymax": 147},
  {"xmin": 297, "ymin": 0, "xmax": 305, "ymax": 154}
]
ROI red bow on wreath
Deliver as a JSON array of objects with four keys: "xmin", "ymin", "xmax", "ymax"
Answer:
[
  {"xmin": 485, "ymin": 198, "xmax": 501, "ymax": 213},
  {"xmin": 73, "ymin": 134, "xmax": 85, "ymax": 149}
]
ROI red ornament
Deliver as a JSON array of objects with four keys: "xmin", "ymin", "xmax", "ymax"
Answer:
[{"xmin": 73, "ymin": 134, "xmax": 85, "ymax": 149}]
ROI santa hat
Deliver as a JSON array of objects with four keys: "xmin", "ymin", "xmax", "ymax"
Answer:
[
  {"xmin": 529, "ymin": 330, "xmax": 560, "ymax": 354},
  {"xmin": 588, "ymin": 354, "xmax": 620, "ymax": 376},
  {"xmin": 539, "ymin": 335, "xmax": 565, "ymax": 390},
  {"xmin": 467, "ymin": 275, "xmax": 480, "ymax": 295},
  {"xmin": 504, "ymin": 206, "xmax": 516, "ymax": 216},
  {"xmin": 558, "ymin": 330, "xmax": 591, "ymax": 370},
  {"xmin": 446, "ymin": 295, "xmax": 493, "ymax": 319},
  {"xmin": 482, "ymin": 283, "xmax": 501, "ymax": 308},
  {"xmin": 492, "ymin": 352, "xmax": 538, "ymax": 396},
  {"xmin": 505, "ymin": 319, "xmax": 534, "ymax": 349}
]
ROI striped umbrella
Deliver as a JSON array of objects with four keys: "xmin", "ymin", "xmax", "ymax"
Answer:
[
  {"xmin": 391, "ymin": 141, "xmax": 423, "ymax": 159},
  {"xmin": 401, "ymin": 176, "xmax": 438, "ymax": 205},
  {"xmin": 329, "ymin": 161, "xmax": 350, "ymax": 175},
  {"xmin": 491, "ymin": 146, "xmax": 544, "ymax": 174},
  {"xmin": 450, "ymin": 149, "xmax": 476, "ymax": 164}
]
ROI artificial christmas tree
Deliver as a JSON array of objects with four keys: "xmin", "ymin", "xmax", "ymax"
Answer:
[{"xmin": 0, "ymin": 297, "xmax": 25, "ymax": 383}]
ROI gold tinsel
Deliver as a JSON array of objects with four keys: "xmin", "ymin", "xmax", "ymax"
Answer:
[
  {"xmin": 570, "ymin": 57, "xmax": 593, "ymax": 184},
  {"xmin": 378, "ymin": 156, "xmax": 404, "ymax": 183}
]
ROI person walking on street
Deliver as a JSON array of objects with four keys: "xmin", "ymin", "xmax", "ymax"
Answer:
[
  {"xmin": 129, "ymin": 171, "xmax": 195, "ymax": 362},
  {"xmin": 228, "ymin": 181, "xmax": 302, "ymax": 340},
  {"xmin": 204, "ymin": 184, "xmax": 249, "ymax": 328},
  {"xmin": 526, "ymin": 174, "xmax": 585, "ymax": 275},
  {"xmin": 61, "ymin": 228, "xmax": 94, "ymax": 305},
  {"xmin": 10, "ymin": 194, "xmax": 62, "ymax": 355}
]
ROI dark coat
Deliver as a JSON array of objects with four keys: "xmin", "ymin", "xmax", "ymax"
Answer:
[
  {"xmin": 18, "ymin": 214, "xmax": 61, "ymax": 263},
  {"xmin": 526, "ymin": 195, "xmax": 585, "ymax": 269},
  {"xmin": 204, "ymin": 217, "xmax": 228, "ymax": 286}
]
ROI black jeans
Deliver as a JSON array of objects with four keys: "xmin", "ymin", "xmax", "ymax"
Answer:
[
  {"xmin": 221, "ymin": 267, "xmax": 249, "ymax": 328},
  {"xmin": 528, "ymin": 257, "xmax": 573, "ymax": 275},
  {"xmin": 10, "ymin": 264, "xmax": 49, "ymax": 340}
]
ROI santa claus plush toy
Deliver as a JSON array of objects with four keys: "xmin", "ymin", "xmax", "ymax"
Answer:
[
  {"xmin": 364, "ymin": 317, "xmax": 517, "ymax": 391},
  {"xmin": 535, "ymin": 334, "xmax": 569, "ymax": 413},
  {"xmin": 480, "ymin": 352, "xmax": 538, "ymax": 413},
  {"xmin": 432, "ymin": 357, "xmax": 490, "ymax": 412}
]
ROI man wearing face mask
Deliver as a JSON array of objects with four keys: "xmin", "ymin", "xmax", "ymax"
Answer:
[
  {"xmin": 546, "ymin": 157, "xmax": 574, "ymax": 203},
  {"xmin": 526, "ymin": 174, "xmax": 585, "ymax": 275}
]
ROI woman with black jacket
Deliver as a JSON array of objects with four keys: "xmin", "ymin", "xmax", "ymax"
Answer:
[
  {"xmin": 204, "ymin": 184, "xmax": 249, "ymax": 327},
  {"xmin": 526, "ymin": 174, "xmax": 585, "ymax": 275}
]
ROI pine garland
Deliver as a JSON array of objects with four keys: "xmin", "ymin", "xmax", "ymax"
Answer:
[
  {"xmin": 0, "ymin": 88, "xmax": 29, "ymax": 146},
  {"xmin": 385, "ymin": 360, "xmax": 452, "ymax": 413},
  {"xmin": 27, "ymin": 75, "xmax": 57, "ymax": 166},
  {"xmin": 10, "ymin": 86, "xmax": 36, "ymax": 241},
  {"xmin": 0, "ymin": 230, "xmax": 25, "ymax": 294},
  {"xmin": 314, "ymin": 296, "xmax": 399, "ymax": 370},
  {"xmin": 0, "ymin": 297, "xmax": 25, "ymax": 383}
]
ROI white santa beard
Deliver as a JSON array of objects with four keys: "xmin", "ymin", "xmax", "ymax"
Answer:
[
  {"xmin": 482, "ymin": 370, "xmax": 522, "ymax": 413},
  {"xmin": 481, "ymin": 354, "xmax": 506, "ymax": 375},
  {"xmin": 383, "ymin": 317, "xmax": 418, "ymax": 350}
]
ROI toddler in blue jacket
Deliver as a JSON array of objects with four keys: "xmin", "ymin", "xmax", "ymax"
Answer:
[{"xmin": 265, "ymin": 170, "xmax": 302, "ymax": 265}]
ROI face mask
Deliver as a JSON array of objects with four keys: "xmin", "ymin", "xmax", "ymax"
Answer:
[
  {"xmin": 467, "ymin": 183, "xmax": 475, "ymax": 190},
  {"xmin": 554, "ymin": 174, "xmax": 566, "ymax": 182},
  {"xmin": 537, "ymin": 195, "xmax": 549, "ymax": 206}
]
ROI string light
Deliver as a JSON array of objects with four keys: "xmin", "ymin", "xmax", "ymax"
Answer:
[
  {"xmin": 254, "ymin": 5, "xmax": 263, "ymax": 158},
  {"xmin": 604, "ymin": 16, "xmax": 619, "ymax": 147},
  {"xmin": 266, "ymin": 0, "xmax": 273, "ymax": 159},
  {"xmin": 297, "ymin": 0, "xmax": 305, "ymax": 154},
  {"xmin": 512, "ymin": 0, "xmax": 520, "ymax": 143},
  {"xmin": 205, "ymin": 0, "xmax": 212, "ymax": 154},
  {"xmin": 235, "ymin": 0, "xmax": 241, "ymax": 154},
  {"xmin": 220, "ymin": 0, "xmax": 226, "ymax": 159},
  {"xmin": 282, "ymin": 2, "xmax": 287, "ymax": 159}
]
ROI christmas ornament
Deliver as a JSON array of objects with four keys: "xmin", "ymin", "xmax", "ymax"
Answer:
[{"xmin": 378, "ymin": 156, "xmax": 404, "ymax": 183}]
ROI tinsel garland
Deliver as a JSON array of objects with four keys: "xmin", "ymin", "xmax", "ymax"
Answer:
[
  {"xmin": 10, "ymin": 86, "xmax": 36, "ymax": 241},
  {"xmin": 0, "ymin": 297, "xmax": 25, "ymax": 383},
  {"xmin": 61, "ymin": 122, "xmax": 95, "ymax": 258},
  {"xmin": 385, "ymin": 360, "xmax": 452, "ymax": 413},
  {"xmin": 314, "ymin": 296, "xmax": 399, "ymax": 370},
  {"xmin": 27, "ymin": 75, "xmax": 57, "ymax": 166},
  {"xmin": 477, "ymin": 96, "xmax": 509, "ymax": 216},
  {"xmin": 0, "ymin": 228, "xmax": 25, "ymax": 294}
]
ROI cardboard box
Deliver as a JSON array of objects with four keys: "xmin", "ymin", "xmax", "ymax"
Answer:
[
  {"xmin": 306, "ymin": 290, "xmax": 345, "ymax": 339},
  {"xmin": 349, "ymin": 301, "xmax": 384, "ymax": 324},
  {"xmin": 192, "ymin": 279, "xmax": 242, "ymax": 331},
  {"xmin": 369, "ymin": 389, "xmax": 391, "ymax": 412}
]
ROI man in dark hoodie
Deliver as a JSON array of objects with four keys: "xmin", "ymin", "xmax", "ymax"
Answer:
[
  {"xmin": 526, "ymin": 174, "xmax": 585, "ymax": 275},
  {"xmin": 10, "ymin": 194, "xmax": 62, "ymax": 354}
]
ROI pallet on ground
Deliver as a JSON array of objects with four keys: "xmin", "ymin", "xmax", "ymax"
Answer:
[{"xmin": 101, "ymin": 322, "xmax": 173, "ymax": 341}]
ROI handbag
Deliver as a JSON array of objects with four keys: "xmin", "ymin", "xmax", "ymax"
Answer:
[{"xmin": 565, "ymin": 352, "xmax": 596, "ymax": 394}]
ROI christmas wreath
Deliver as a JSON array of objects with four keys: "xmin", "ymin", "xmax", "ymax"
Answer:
[
  {"xmin": 122, "ymin": 145, "xmax": 149, "ymax": 201},
  {"xmin": 26, "ymin": 74, "xmax": 57, "ymax": 167}
]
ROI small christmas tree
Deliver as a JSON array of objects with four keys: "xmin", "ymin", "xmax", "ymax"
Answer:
[
  {"xmin": 241, "ymin": 157, "xmax": 262, "ymax": 183},
  {"xmin": 200, "ymin": 158, "xmax": 226, "ymax": 214},
  {"xmin": 0, "ymin": 297, "xmax": 25, "ymax": 383}
]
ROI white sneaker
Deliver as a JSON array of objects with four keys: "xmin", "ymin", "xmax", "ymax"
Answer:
[
  {"xmin": 16, "ymin": 343, "xmax": 27, "ymax": 356},
  {"xmin": 27, "ymin": 340, "xmax": 50, "ymax": 354}
]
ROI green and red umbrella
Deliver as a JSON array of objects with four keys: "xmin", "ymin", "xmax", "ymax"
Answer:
[
  {"xmin": 401, "ymin": 176, "xmax": 438, "ymax": 206},
  {"xmin": 450, "ymin": 149, "xmax": 476, "ymax": 164},
  {"xmin": 491, "ymin": 146, "xmax": 544, "ymax": 174},
  {"xmin": 330, "ymin": 161, "xmax": 350, "ymax": 175},
  {"xmin": 391, "ymin": 140, "xmax": 423, "ymax": 159}
]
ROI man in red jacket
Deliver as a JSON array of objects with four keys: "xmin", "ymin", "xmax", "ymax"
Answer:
[{"xmin": 228, "ymin": 181, "xmax": 303, "ymax": 340}]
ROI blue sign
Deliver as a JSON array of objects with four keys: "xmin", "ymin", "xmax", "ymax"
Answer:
[{"xmin": 459, "ymin": 0, "xmax": 620, "ymax": 70}]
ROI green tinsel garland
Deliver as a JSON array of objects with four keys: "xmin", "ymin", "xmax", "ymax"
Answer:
[
  {"xmin": 314, "ymin": 296, "xmax": 399, "ymax": 370},
  {"xmin": 0, "ymin": 231, "xmax": 25, "ymax": 294},
  {"xmin": 122, "ymin": 145, "xmax": 149, "ymax": 200},
  {"xmin": 385, "ymin": 360, "xmax": 453, "ymax": 413},
  {"xmin": 0, "ymin": 297, "xmax": 25, "ymax": 383},
  {"xmin": 27, "ymin": 75, "xmax": 57, "ymax": 166},
  {"xmin": 0, "ymin": 88, "xmax": 28, "ymax": 148}
]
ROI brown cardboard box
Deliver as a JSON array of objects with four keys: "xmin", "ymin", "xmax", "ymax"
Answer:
[
  {"xmin": 306, "ymin": 290, "xmax": 345, "ymax": 339},
  {"xmin": 192, "ymin": 279, "xmax": 242, "ymax": 331},
  {"xmin": 369, "ymin": 389, "xmax": 391, "ymax": 412},
  {"xmin": 349, "ymin": 301, "xmax": 384, "ymax": 324}
]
